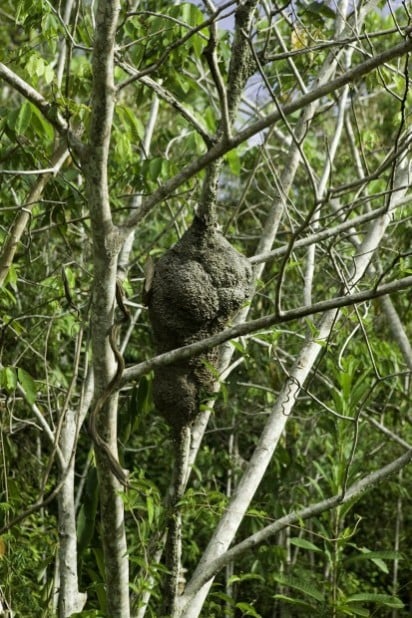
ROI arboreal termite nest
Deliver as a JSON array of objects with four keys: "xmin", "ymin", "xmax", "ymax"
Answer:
[{"xmin": 147, "ymin": 214, "xmax": 252, "ymax": 433}]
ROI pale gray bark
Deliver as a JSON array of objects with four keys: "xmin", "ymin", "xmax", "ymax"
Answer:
[
  {"xmin": 120, "ymin": 32, "xmax": 412, "ymax": 231},
  {"xmin": 176, "ymin": 126, "xmax": 410, "ymax": 618},
  {"xmin": 250, "ymin": 201, "xmax": 409, "ymax": 265},
  {"xmin": 83, "ymin": 0, "xmax": 130, "ymax": 615},
  {"xmin": 189, "ymin": 448, "xmax": 412, "ymax": 583},
  {"xmin": 379, "ymin": 295, "xmax": 412, "ymax": 371},
  {"xmin": 328, "ymin": 149, "xmax": 412, "ymax": 371},
  {"xmin": 57, "ymin": 409, "xmax": 87, "ymax": 617}
]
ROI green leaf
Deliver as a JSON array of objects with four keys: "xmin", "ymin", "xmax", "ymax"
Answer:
[
  {"xmin": 146, "ymin": 495, "xmax": 154, "ymax": 525},
  {"xmin": 17, "ymin": 368, "xmax": 37, "ymax": 404},
  {"xmin": 337, "ymin": 604, "xmax": 369, "ymax": 617},
  {"xmin": 178, "ymin": 2, "xmax": 205, "ymax": 27},
  {"xmin": 30, "ymin": 103, "xmax": 54, "ymax": 142},
  {"xmin": 191, "ymin": 32, "xmax": 205, "ymax": 57},
  {"xmin": 289, "ymin": 537, "xmax": 322, "ymax": 552},
  {"xmin": 0, "ymin": 367, "xmax": 17, "ymax": 392},
  {"xmin": 226, "ymin": 150, "xmax": 241, "ymax": 175},
  {"xmin": 350, "ymin": 549, "xmax": 403, "ymax": 561},
  {"xmin": 228, "ymin": 573, "xmax": 264, "ymax": 585},
  {"xmin": 273, "ymin": 574, "xmax": 324, "ymax": 602},
  {"xmin": 115, "ymin": 132, "xmax": 132, "ymax": 159},
  {"xmin": 136, "ymin": 375, "xmax": 150, "ymax": 414},
  {"xmin": 43, "ymin": 63, "xmax": 55, "ymax": 84},
  {"xmin": 235, "ymin": 602, "xmax": 262, "ymax": 617},
  {"xmin": 148, "ymin": 157, "xmax": 164, "ymax": 181},
  {"xmin": 116, "ymin": 105, "xmax": 144, "ymax": 141},
  {"xmin": 306, "ymin": 2, "xmax": 336, "ymax": 20},
  {"xmin": 347, "ymin": 548, "xmax": 403, "ymax": 574},
  {"xmin": 346, "ymin": 593, "xmax": 404, "ymax": 608},
  {"xmin": 272, "ymin": 594, "xmax": 314, "ymax": 609},
  {"xmin": 15, "ymin": 101, "xmax": 32, "ymax": 135},
  {"xmin": 26, "ymin": 54, "xmax": 45, "ymax": 78},
  {"xmin": 230, "ymin": 339, "xmax": 248, "ymax": 355},
  {"xmin": 5, "ymin": 264, "xmax": 19, "ymax": 291}
]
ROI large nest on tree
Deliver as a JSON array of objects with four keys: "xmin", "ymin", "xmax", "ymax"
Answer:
[{"xmin": 148, "ymin": 216, "xmax": 252, "ymax": 432}]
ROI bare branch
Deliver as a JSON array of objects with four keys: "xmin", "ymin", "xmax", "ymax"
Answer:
[
  {"xmin": 139, "ymin": 75, "xmax": 212, "ymax": 145},
  {"xmin": 123, "ymin": 275, "xmax": 412, "ymax": 383},
  {"xmin": 14, "ymin": 382, "xmax": 64, "ymax": 468},
  {"xmin": 250, "ymin": 201, "xmax": 408, "ymax": 264},
  {"xmin": 0, "ymin": 141, "xmax": 70, "ymax": 287},
  {"xmin": 363, "ymin": 414, "xmax": 412, "ymax": 449},
  {"xmin": 183, "ymin": 448, "xmax": 412, "ymax": 593},
  {"xmin": 203, "ymin": 24, "xmax": 231, "ymax": 139},
  {"xmin": 117, "ymin": 1, "xmax": 236, "ymax": 89},
  {"xmin": 121, "ymin": 32, "xmax": 412, "ymax": 233}
]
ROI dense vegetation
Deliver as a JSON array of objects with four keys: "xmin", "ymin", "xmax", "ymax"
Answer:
[{"xmin": 0, "ymin": 1, "xmax": 411, "ymax": 616}]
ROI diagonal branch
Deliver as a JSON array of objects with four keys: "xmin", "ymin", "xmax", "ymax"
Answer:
[
  {"xmin": 0, "ymin": 63, "xmax": 68, "ymax": 134},
  {"xmin": 0, "ymin": 142, "xmax": 70, "ymax": 286},
  {"xmin": 123, "ymin": 274, "xmax": 412, "ymax": 383},
  {"xmin": 184, "ymin": 447, "xmax": 412, "ymax": 593},
  {"xmin": 139, "ymin": 75, "xmax": 212, "ymax": 145},
  {"xmin": 120, "ymin": 31, "xmax": 412, "ymax": 233},
  {"xmin": 176, "ymin": 143, "xmax": 410, "ymax": 617},
  {"xmin": 250, "ymin": 200, "xmax": 409, "ymax": 265}
]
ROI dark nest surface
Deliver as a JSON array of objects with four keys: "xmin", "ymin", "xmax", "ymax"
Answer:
[{"xmin": 148, "ymin": 216, "xmax": 252, "ymax": 431}]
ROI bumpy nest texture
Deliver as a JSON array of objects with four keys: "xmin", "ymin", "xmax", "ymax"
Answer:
[{"xmin": 148, "ymin": 216, "xmax": 252, "ymax": 431}]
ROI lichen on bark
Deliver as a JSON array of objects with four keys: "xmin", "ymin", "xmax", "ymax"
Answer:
[{"xmin": 148, "ymin": 215, "xmax": 251, "ymax": 431}]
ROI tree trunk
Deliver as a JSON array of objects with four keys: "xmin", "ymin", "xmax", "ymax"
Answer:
[{"xmin": 57, "ymin": 408, "xmax": 86, "ymax": 617}]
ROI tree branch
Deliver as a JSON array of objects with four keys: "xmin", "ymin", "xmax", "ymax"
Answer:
[
  {"xmin": 84, "ymin": 0, "xmax": 120, "ymax": 232},
  {"xmin": 250, "ymin": 201, "xmax": 408, "ymax": 265},
  {"xmin": 0, "ymin": 63, "xmax": 67, "ymax": 132},
  {"xmin": 84, "ymin": 1, "xmax": 130, "ymax": 616},
  {"xmin": 120, "ymin": 31, "xmax": 412, "ymax": 233},
  {"xmin": 0, "ymin": 142, "xmax": 70, "ymax": 287},
  {"xmin": 139, "ymin": 75, "xmax": 212, "ymax": 145},
  {"xmin": 183, "ymin": 448, "xmax": 412, "ymax": 595},
  {"xmin": 123, "ymin": 275, "xmax": 412, "ymax": 383}
]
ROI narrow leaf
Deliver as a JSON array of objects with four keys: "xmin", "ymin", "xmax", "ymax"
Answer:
[
  {"xmin": 17, "ymin": 368, "xmax": 37, "ymax": 404},
  {"xmin": 274, "ymin": 574, "xmax": 324, "ymax": 602},
  {"xmin": 289, "ymin": 537, "xmax": 322, "ymax": 552},
  {"xmin": 346, "ymin": 593, "xmax": 404, "ymax": 608},
  {"xmin": 15, "ymin": 101, "xmax": 32, "ymax": 135}
]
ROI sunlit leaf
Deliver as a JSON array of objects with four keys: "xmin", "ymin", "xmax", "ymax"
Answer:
[
  {"xmin": 289, "ymin": 537, "xmax": 322, "ymax": 552},
  {"xmin": 17, "ymin": 368, "xmax": 37, "ymax": 404},
  {"xmin": 346, "ymin": 593, "xmax": 404, "ymax": 609}
]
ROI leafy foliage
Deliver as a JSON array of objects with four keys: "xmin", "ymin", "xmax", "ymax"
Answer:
[{"xmin": 0, "ymin": 1, "xmax": 411, "ymax": 617}]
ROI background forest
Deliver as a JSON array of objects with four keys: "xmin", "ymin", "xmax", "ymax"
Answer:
[{"xmin": 0, "ymin": 1, "xmax": 412, "ymax": 617}]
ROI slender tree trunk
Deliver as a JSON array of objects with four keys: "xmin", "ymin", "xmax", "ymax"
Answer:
[
  {"xmin": 88, "ymin": 252, "xmax": 130, "ymax": 618},
  {"xmin": 164, "ymin": 426, "xmax": 191, "ymax": 615},
  {"xmin": 57, "ymin": 409, "xmax": 87, "ymax": 617},
  {"xmin": 177, "ymin": 148, "xmax": 410, "ymax": 618},
  {"xmin": 83, "ymin": 0, "xmax": 129, "ymax": 614}
]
